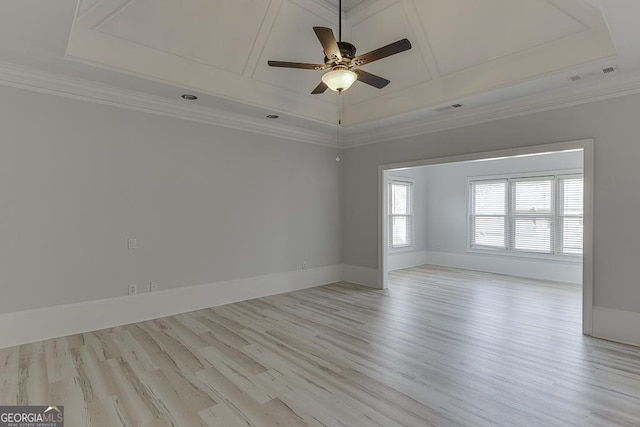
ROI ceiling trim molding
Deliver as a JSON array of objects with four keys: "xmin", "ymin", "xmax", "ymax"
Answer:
[
  {"xmin": 0, "ymin": 61, "xmax": 337, "ymax": 147},
  {"xmin": 3, "ymin": 60, "xmax": 640, "ymax": 151},
  {"xmin": 340, "ymin": 72, "xmax": 640, "ymax": 148}
]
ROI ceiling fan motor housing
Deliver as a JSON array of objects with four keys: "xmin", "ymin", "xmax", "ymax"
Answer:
[{"xmin": 324, "ymin": 42, "xmax": 357, "ymax": 65}]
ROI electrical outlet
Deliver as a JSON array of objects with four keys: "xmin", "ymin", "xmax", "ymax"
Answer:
[
  {"xmin": 302, "ymin": 261, "xmax": 308, "ymax": 269},
  {"xmin": 128, "ymin": 284, "xmax": 137, "ymax": 295},
  {"xmin": 128, "ymin": 238, "xmax": 137, "ymax": 249},
  {"xmin": 150, "ymin": 281, "xmax": 159, "ymax": 292}
]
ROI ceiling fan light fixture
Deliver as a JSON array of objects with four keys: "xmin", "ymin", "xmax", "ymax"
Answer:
[{"xmin": 321, "ymin": 69, "xmax": 358, "ymax": 93}]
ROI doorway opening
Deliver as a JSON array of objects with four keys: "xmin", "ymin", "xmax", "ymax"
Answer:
[{"xmin": 379, "ymin": 140, "xmax": 593, "ymax": 335}]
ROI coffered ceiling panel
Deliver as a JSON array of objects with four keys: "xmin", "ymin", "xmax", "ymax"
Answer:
[
  {"xmin": 343, "ymin": 0, "xmax": 616, "ymax": 124},
  {"xmin": 252, "ymin": 1, "xmax": 337, "ymax": 98},
  {"xmin": 65, "ymin": 0, "xmax": 617, "ymax": 126},
  {"xmin": 347, "ymin": 1, "xmax": 430, "ymax": 104},
  {"xmin": 95, "ymin": 0, "xmax": 270, "ymax": 75},
  {"xmin": 65, "ymin": 0, "xmax": 338, "ymax": 123},
  {"xmin": 415, "ymin": 0, "xmax": 588, "ymax": 76}
]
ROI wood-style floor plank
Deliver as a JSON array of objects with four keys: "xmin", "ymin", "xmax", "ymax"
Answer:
[{"xmin": 1, "ymin": 265, "xmax": 640, "ymax": 426}]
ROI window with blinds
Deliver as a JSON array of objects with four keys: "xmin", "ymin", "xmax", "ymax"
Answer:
[
  {"xmin": 512, "ymin": 177, "xmax": 554, "ymax": 253},
  {"xmin": 558, "ymin": 175, "xmax": 584, "ymax": 255},
  {"xmin": 469, "ymin": 173, "xmax": 583, "ymax": 256},
  {"xmin": 470, "ymin": 180, "xmax": 507, "ymax": 249},
  {"xmin": 389, "ymin": 180, "xmax": 414, "ymax": 248}
]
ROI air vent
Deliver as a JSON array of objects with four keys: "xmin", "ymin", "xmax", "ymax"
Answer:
[
  {"xmin": 569, "ymin": 65, "xmax": 619, "ymax": 83},
  {"xmin": 434, "ymin": 103, "xmax": 464, "ymax": 113}
]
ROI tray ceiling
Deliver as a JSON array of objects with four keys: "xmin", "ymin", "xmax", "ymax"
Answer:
[{"xmin": 66, "ymin": 0, "xmax": 615, "ymax": 126}]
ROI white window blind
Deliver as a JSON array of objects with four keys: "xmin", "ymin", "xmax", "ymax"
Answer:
[
  {"xmin": 389, "ymin": 180, "xmax": 413, "ymax": 248},
  {"xmin": 469, "ymin": 173, "xmax": 583, "ymax": 256},
  {"xmin": 511, "ymin": 177, "xmax": 554, "ymax": 253},
  {"xmin": 470, "ymin": 180, "xmax": 507, "ymax": 249},
  {"xmin": 558, "ymin": 175, "xmax": 584, "ymax": 255}
]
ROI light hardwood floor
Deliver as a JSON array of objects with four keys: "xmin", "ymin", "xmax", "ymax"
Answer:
[{"xmin": 1, "ymin": 265, "xmax": 640, "ymax": 426}]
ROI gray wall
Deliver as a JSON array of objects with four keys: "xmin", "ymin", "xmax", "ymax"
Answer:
[
  {"xmin": 421, "ymin": 150, "xmax": 583, "ymax": 254},
  {"xmin": 342, "ymin": 92, "xmax": 640, "ymax": 313},
  {"xmin": 4, "ymin": 79, "xmax": 640, "ymax": 318},
  {"xmin": 0, "ymin": 85, "xmax": 341, "ymax": 313},
  {"xmin": 386, "ymin": 168, "xmax": 428, "ymax": 253}
]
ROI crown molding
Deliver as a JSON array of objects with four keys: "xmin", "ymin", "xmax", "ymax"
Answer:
[
  {"xmin": 4, "ymin": 60, "xmax": 640, "ymax": 151},
  {"xmin": 0, "ymin": 61, "xmax": 338, "ymax": 147},
  {"xmin": 340, "ymin": 71, "xmax": 640, "ymax": 148}
]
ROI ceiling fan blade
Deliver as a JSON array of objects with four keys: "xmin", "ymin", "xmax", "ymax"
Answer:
[
  {"xmin": 352, "ymin": 38, "xmax": 412, "ymax": 66},
  {"xmin": 313, "ymin": 27, "xmax": 342, "ymax": 62},
  {"xmin": 268, "ymin": 60, "xmax": 326, "ymax": 70},
  {"xmin": 354, "ymin": 69, "xmax": 390, "ymax": 89},
  {"xmin": 311, "ymin": 81, "xmax": 329, "ymax": 94}
]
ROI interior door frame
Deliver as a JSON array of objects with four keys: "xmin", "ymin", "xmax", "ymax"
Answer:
[{"xmin": 378, "ymin": 139, "xmax": 594, "ymax": 336}]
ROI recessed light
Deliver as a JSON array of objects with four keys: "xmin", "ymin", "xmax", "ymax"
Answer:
[
  {"xmin": 266, "ymin": 114, "xmax": 279, "ymax": 119},
  {"xmin": 181, "ymin": 94, "xmax": 198, "ymax": 100}
]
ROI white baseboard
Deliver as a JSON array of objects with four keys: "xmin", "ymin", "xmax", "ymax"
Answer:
[
  {"xmin": 0, "ymin": 265, "xmax": 342, "ymax": 349},
  {"xmin": 388, "ymin": 251, "xmax": 430, "ymax": 271},
  {"xmin": 342, "ymin": 264, "xmax": 379, "ymax": 288},
  {"xmin": 423, "ymin": 251, "xmax": 582, "ymax": 284},
  {"xmin": 592, "ymin": 306, "xmax": 640, "ymax": 347}
]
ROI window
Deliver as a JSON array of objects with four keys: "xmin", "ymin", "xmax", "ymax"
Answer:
[
  {"xmin": 511, "ymin": 177, "xmax": 554, "ymax": 253},
  {"xmin": 469, "ymin": 173, "xmax": 583, "ymax": 256},
  {"xmin": 389, "ymin": 179, "xmax": 414, "ymax": 248},
  {"xmin": 470, "ymin": 180, "xmax": 507, "ymax": 249},
  {"xmin": 558, "ymin": 175, "xmax": 584, "ymax": 255}
]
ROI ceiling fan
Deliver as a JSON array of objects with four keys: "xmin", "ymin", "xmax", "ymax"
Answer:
[{"xmin": 267, "ymin": 0, "xmax": 412, "ymax": 94}]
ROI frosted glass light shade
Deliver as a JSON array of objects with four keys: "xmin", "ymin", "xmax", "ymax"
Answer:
[{"xmin": 321, "ymin": 69, "xmax": 358, "ymax": 92}]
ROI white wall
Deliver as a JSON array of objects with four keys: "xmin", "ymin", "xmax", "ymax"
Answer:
[
  {"xmin": 341, "ymin": 92, "xmax": 640, "ymax": 324},
  {"xmin": 413, "ymin": 151, "xmax": 583, "ymax": 283},
  {"xmin": 0, "ymin": 84, "xmax": 342, "ymax": 314}
]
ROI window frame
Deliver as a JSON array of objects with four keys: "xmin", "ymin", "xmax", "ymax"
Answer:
[
  {"xmin": 467, "ymin": 169, "xmax": 583, "ymax": 260},
  {"xmin": 388, "ymin": 177, "xmax": 415, "ymax": 250}
]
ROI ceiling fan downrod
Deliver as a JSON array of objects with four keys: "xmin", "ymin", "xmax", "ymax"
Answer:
[{"xmin": 338, "ymin": 0, "xmax": 342, "ymax": 42}]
